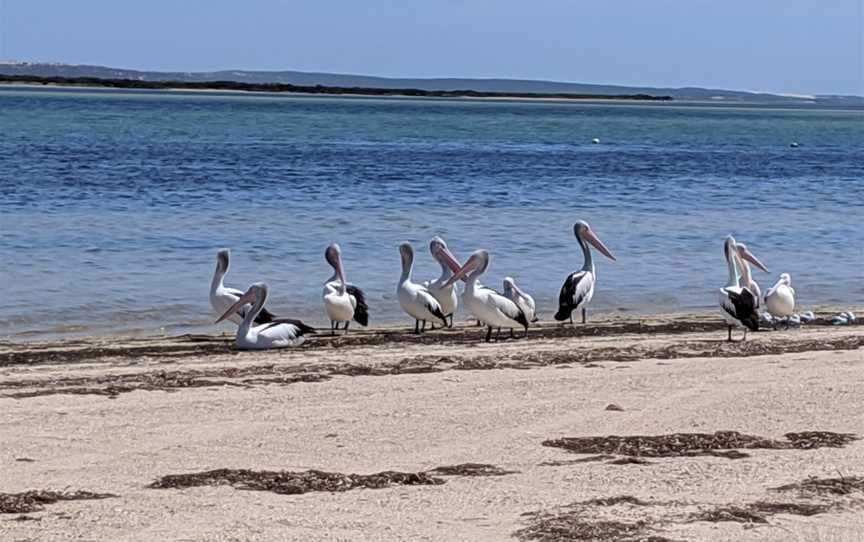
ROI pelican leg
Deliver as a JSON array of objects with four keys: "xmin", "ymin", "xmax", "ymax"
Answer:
[
  {"xmin": 510, "ymin": 328, "xmax": 515, "ymax": 339},
  {"xmin": 485, "ymin": 326, "xmax": 492, "ymax": 342},
  {"xmin": 524, "ymin": 326, "xmax": 529, "ymax": 339},
  {"xmin": 448, "ymin": 315, "xmax": 454, "ymax": 328},
  {"xmin": 569, "ymin": 315, "xmax": 573, "ymax": 325},
  {"xmin": 495, "ymin": 327, "xmax": 502, "ymax": 341},
  {"xmin": 582, "ymin": 307, "xmax": 587, "ymax": 324},
  {"xmin": 414, "ymin": 320, "xmax": 420, "ymax": 334},
  {"xmin": 344, "ymin": 321, "xmax": 350, "ymax": 335},
  {"xmin": 743, "ymin": 328, "xmax": 748, "ymax": 341},
  {"xmin": 727, "ymin": 326, "xmax": 733, "ymax": 342},
  {"xmin": 330, "ymin": 321, "xmax": 336, "ymax": 336},
  {"xmin": 430, "ymin": 322, "xmax": 436, "ymax": 330},
  {"xmin": 421, "ymin": 320, "xmax": 427, "ymax": 333}
]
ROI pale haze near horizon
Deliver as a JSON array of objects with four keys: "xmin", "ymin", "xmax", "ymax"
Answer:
[{"xmin": 0, "ymin": 0, "xmax": 861, "ymax": 96}]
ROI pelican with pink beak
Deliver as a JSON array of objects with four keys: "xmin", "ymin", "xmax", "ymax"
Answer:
[
  {"xmin": 323, "ymin": 243, "xmax": 369, "ymax": 335},
  {"xmin": 444, "ymin": 250, "xmax": 529, "ymax": 342},
  {"xmin": 397, "ymin": 242, "xmax": 449, "ymax": 333},
  {"xmin": 425, "ymin": 236, "xmax": 462, "ymax": 327},
  {"xmin": 503, "ymin": 277, "xmax": 538, "ymax": 325},
  {"xmin": 734, "ymin": 242, "xmax": 769, "ymax": 312},
  {"xmin": 554, "ymin": 220, "xmax": 617, "ymax": 324},
  {"xmin": 215, "ymin": 282, "xmax": 314, "ymax": 349},
  {"xmin": 719, "ymin": 235, "xmax": 767, "ymax": 341}
]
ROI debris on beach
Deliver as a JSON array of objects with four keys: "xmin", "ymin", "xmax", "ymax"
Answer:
[
  {"xmin": 427, "ymin": 463, "xmax": 518, "ymax": 477},
  {"xmin": 770, "ymin": 476, "xmax": 864, "ymax": 496},
  {"xmin": 686, "ymin": 501, "xmax": 831, "ymax": 524},
  {"xmin": 0, "ymin": 490, "xmax": 115, "ymax": 514},
  {"xmin": 542, "ymin": 430, "xmax": 857, "ymax": 459},
  {"xmin": 604, "ymin": 403, "xmax": 624, "ymax": 411},
  {"xmin": 149, "ymin": 468, "xmax": 444, "ymax": 495}
]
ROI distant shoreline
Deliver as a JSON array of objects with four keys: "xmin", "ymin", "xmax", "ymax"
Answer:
[{"xmin": 0, "ymin": 74, "xmax": 673, "ymax": 102}]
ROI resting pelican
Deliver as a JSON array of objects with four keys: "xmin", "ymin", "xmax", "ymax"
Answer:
[
  {"xmin": 445, "ymin": 250, "xmax": 529, "ymax": 341},
  {"xmin": 397, "ymin": 242, "xmax": 448, "ymax": 333},
  {"xmin": 216, "ymin": 282, "xmax": 314, "ymax": 349},
  {"xmin": 424, "ymin": 236, "xmax": 461, "ymax": 327},
  {"xmin": 719, "ymin": 236, "xmax": 765, "ymax": 341},
  {"xmin": 764, "ymin": 273, "xmax": 795, "ymax": 320},
  {"xmin": 322, "ymin": 243, "xmax": 369, "ymax": 335},
  {"xmin": 503, "ymin": 277, "xmax": 538, "ymax": 324},
  {"xmin": 735, "ymin": 242, "xmax": 769, "ymax": 311},
  {"xmin": 210, "ymin": 248, "xmax": 274, "ymax": 325},
  {"xmin": 554, "ymin": 221, "xmax": 616, "ymax": 324}
]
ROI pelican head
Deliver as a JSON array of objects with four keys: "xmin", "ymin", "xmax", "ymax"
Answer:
[
  {"xmin": 430, "ymin": 236, "xmax": 462, "ymax": 274},
  {"xmin": 735, "ymin": 242, "xmax": 769, "ymax": 273},
  {"xmin": 216, "ymin": 248, "xmax": 230, "ymax": 273},
  {"xmin": 444, "ymin": 249, "xmax": 489, "ymax": 287},
  {"xmin": 399, "ymin": 242, "xmax": 415, "ymax": 272},
  {"xmin": 215, "ymin": 282, "xmax": 267, "ymax": 324},
  {"xmin": 779, "ymin": 272, "xmax": 792, "ymax": 285},
  {"xmin": 325, "ymin": 243, "xmax": 347, "ymax": 285},
  {"xmin": 574, "ymin": 220, "xmax": 616, "ymax": 261}
]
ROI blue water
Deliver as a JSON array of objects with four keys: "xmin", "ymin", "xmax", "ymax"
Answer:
[{"xmin": 1, "ymin": 87, "xmax": 862, "ymax": 339}]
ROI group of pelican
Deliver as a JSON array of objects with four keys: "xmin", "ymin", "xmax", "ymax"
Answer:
[
  {"xmin": 209, "ymin": 220, "xmax": 801, "ymax": 351},
  {"xmin": 719, "ymin": 235, "xmax": 797, "ymax": 341}
]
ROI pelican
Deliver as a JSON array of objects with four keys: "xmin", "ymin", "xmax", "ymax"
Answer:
[
  {"xmin": 445, "ymin": 250, "xmax": 529, "ymax": 342},
  {"xmin": 210, "ymin": 248, "xmax": 274, "ymax": 325},
  {"xmin": 397, "ymin": 243, "xmax": 448, "ymax": 333},
  {"xmin": 719, "ymin": 236, "xmax": 765, "ymax": 341},
  {"xmin": 764, "ymin": 273, "xmax": 795, "ymax": 319},
  {"xmin": 554, "ymin": 221, "xmax": 616, "ymax": 324},
  {"xmin": 735, "ymin": 242, "xmax": 769, "ymax": 311},
  {"xmin": 322, "ymin": 243, "xmax": 369, "ymax": 335},
  {"xmin": 216, "ymin": 282, "xmax": 314, "ymax": 349},
  {"xmin": 503, "ymin": 277, "xmax": 538, "ymax": 324},
  {"xmin": 424, "ymin": 236, "xmax": 461, "ymax": 328}
]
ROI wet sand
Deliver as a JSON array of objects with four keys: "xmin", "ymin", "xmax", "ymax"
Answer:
[{"xmin": 2, "ymin": 312, "xmax": 863, "ymax": 541}]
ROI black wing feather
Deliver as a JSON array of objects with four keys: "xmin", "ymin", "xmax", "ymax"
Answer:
[
  {"xmin": 260, "ymin": 317, "xmax": 316, "ymax": 335},
  {"xmin": 346, "ymin": 284, "xmax": 369, "ymax": 326},
  {"xmin": 554, "ymin": 272, "xmax": 586, "ymax": 321},
  {"xmin": 728, "ymin": 289, "xmax": 759, "ymax": 331},
  {"xmin": 422, "ymin": 294, "xmax": 448, "ymax": 326}
]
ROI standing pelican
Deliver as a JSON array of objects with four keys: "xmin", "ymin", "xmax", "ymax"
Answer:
[
  {"xmin": 735, "ymin": 242, "xmax": 769, "ymax": 311},
  {"xmin": 503, "ymin": 277, "xmax": 538, "ymax": 325},
  {"xmin": 425, "ymin": 236, "xmax": 461, "ymax": 327},
  {"xmin": 554, "ymin": 221, "xmax": 617, "ymax": 324},
  {"xmin": 216, "ymin": 282, "xmax": 314, "ymax": 349},
  {"xmin": 322, "ymin": 243, "xmax": 369, "ymax": 335},
  {"xmin": 764, "ymin": 273, "xmax": 796, "ymax": 320},
  {"xmin": 397, "ymin": 243, "xmax": 448, "ymax": 333},
  {"xmin": 445, "ymin": 250, "xmax": 529, "ymax": 342},
  {"xmin": 719, "ymin": 236, "xmax": 766, "ymax": 341},
  {"xmin": 210, "ymin": 248, "xmax": 274, "ymax": 325}
]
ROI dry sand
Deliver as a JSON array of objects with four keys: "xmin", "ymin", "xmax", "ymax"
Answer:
[{"xmin": 1, "ymin": 313, "xmax": 863, "ymax": 541}]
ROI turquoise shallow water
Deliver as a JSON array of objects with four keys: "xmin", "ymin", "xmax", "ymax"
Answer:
[{"xmin": 1, "ymin": 87, "xmax": 862, "ymax": 339}]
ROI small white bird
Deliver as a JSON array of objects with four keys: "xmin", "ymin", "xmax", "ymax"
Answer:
[
  {"xmin": 764, "ymin": 273, "xmax": 796, "ymax": 319},
  {"xmin": 843, "ymin": 311, "xmax": 856, "ymax": 323},
  {"xmin": 397, "ymin": 242, "xmax": 448, "ymax": 333},
  {"xmin": 210, "ymin": 248, "xmax": 275, "ymax": 326},
  {"xmin": 322, "ymin": 243, "xmax": 369, "ymax": 335},
  {"xmin": 215, "ymin": 283, "xmax": 314, "ymax": 350},
  {"xmin": 831, "ymin": 314, "xmax": 849, "ymax": 325},
  {"xmin": 800, "ymin": 311, "xmax": 816, "ymax": 323}
]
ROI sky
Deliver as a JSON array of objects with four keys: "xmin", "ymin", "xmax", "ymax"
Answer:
[{"xmin": 0, "ymin": 0, "xmax": 861, "ymax": 96}]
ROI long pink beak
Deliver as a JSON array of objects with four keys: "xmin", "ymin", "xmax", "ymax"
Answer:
[
  {"xmin": 216, "ymin": 290, "xmax": 255, "ymax": 324},
  {"xmin": 584, "ymin": 228, "xmax": 616, "ymax": 261},
  {"xmin": 435, "ymin": 245, "xmax": 465, "ymax": 279},
  {"xmin": 739, "ymin": 246, "xmax": 769, "ymax": 273},
  {"xmin": 443, "ymin": 256, "xmax": 478, "ymax": 288}
]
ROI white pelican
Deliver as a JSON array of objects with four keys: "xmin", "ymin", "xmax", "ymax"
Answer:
[
  {"xmin": 210, "ymin": 248, "xmax": 274, "ymax": 325},
  {"xmin": 424, "ymin": 236, "xmax": 461, "ymax": 328},
  {"xmin": 735, "ymin": 242, "xmax": 769, "ymax": 311},
  {"xmin": 445, "ymin": 250, "xmax": 529, "ymax": 342},
  {"xmin": 719, "ymin": 236, "xmax": 765, "ymax": 341},
  {"xmin": 216, "ymin": 282, "xmax": 314, "ymax": 349},
  {"xmin": 554, "ymin": 221, "xmax": 616, "ymax": 324},
  {"xmin": 764, "ymin": 273, "xmax": 795, "ymax": 319},
  {"xmin": 397, "ymin": 242, "xmax": 448, "ymax": 333},
  {"xmin": 322, "ymin": 243, "xmax": 369, "ymax": 335},
  {"xmin": 503, "ymin": 277, "xmax": 538, "ymax": 324}
]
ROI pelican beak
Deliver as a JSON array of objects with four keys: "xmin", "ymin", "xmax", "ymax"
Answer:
[
  {"xmin": 740, "ymin": 247, "xmax": 769, "ymax": 273},
  {"xmin": 443, "ymin": 255, "xmax": 478, "ymax": 288},
  {"xmin": 215, "ymin": 290, "xmax": 255, "ymax": 323},
  {"xmin": 584, "ymin": 227, "xmax": 616, "ymax": 261},
  {"xmin": 435, "ymin": 245, "xmax": 464, "ymax": 276}
]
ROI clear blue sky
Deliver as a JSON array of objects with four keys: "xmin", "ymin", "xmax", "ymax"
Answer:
[{"xmin": 1, "ymin": 0, "xmax": 861, "ymax": 95}]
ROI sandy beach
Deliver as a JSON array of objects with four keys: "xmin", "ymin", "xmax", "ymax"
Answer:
[{"xmin": 2, "ymin": 312, "xmax": 863, "ymax": 541}]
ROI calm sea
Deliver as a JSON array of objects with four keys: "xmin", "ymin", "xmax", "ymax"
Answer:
[{"xmin": 1, "ymin": 87, "xmax": 862, "ymax": 340}]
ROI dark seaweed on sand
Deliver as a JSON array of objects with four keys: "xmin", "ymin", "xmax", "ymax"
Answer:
[
  {"xmin": 542, "ymin": 430, "xmax": 857, "ymax": 459},
  {"xmin": 771, "ymin": 476, "xmax": 864, "ymax": 496},
  {"xmin": 149, "ymin": 468, "xmax": 443, "ymax": 495},
  {"xmin": 686, "ymin": 501, "xmax": 832, "ymax": 524},
  {"xmin": 427, "ymin": 463, "xmax": 518, "ymax": 476},
  {"xmin": 0, "ymin": 490, "xmax": 115, "ymax": 514}
]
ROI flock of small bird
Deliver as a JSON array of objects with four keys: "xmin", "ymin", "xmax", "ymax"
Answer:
[{"xmin": 209, "ymin": 221, "xmax": 841, "ymax": 351}]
